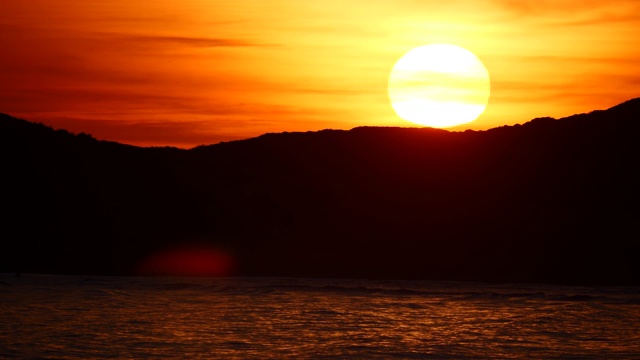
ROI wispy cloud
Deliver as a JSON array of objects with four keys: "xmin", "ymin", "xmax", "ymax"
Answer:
[
  {"xmin": 494, "ymin": 0, "xmax": 640, "ymax": 26},
  {"xmin": 494, "ymin": 0, "xmax": 638, "ymax": 15}
]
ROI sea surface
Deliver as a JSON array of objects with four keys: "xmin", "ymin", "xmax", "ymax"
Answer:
[{"xmin": 1, "ymin": 274, "xmax": 639, "ymax": 359}]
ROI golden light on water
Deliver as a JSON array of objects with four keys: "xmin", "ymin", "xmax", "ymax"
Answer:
[
  {"xmin": 388, "ymin": 44, "xmax": 491, "ymax": 128},
  {"xmin": 4, "ymin": 276, "xmax": 639, "ymax": 357}
]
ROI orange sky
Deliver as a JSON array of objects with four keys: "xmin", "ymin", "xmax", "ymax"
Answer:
[{"xmin": 1, "ymin": 0, "xmax": 639, "ymax": 148}]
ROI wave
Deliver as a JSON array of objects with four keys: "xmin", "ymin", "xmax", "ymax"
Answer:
[{"xmin": 4, "ymin": 274, "xmax": 639, "ymax": 305}]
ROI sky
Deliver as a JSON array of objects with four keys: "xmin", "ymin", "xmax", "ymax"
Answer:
[{"xmin": 1, "ymin": 0, "xmax": 639, "ymax": 148}]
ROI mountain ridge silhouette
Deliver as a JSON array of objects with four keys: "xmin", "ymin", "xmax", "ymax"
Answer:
[{"xmin": 1, "ymin": 98, "xmax": 638, "ymax": 285}]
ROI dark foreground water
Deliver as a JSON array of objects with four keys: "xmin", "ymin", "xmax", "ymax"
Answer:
[{"xmin": 1, "ymin": 275, "xmax": 639, "ymax": 359}]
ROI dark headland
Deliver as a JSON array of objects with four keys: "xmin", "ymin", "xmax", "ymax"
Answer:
[{"xmin": 1, "ymin": 98, "xmax": 639, "ymax": 285}]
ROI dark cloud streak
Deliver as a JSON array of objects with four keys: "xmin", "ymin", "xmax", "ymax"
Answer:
[{"xmin": 123, "ymin": 35, "xmax": 275, "ymax": 48}]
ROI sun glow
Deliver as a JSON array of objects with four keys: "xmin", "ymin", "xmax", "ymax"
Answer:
[{"xmin": 388, "ymin": 44, "xmax": 491, "ymax": 128}]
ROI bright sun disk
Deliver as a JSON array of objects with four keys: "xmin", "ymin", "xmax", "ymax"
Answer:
[{"xmin": 388, "ymin": 44, "xmax": 491, "ymax": 128}]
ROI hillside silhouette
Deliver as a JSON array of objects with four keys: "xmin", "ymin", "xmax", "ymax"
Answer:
[{"xmin": 1, "ymin": 98, "xmax": 639, "ymax": 285}]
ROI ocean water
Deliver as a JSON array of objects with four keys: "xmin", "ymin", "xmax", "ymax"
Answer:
[{"xmin": 1, "ymin": 275, "xmax": 639, "ymax": 359}]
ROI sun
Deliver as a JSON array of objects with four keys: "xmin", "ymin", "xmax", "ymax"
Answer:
[{"xmin": 388, "ymin": 44, "xmax": 491, "ymax": 128}]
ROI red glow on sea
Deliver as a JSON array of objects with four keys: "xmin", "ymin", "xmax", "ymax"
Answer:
[{"xmin": 135, "ymin": 244, "xmax": 235, "ymax": 277}]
